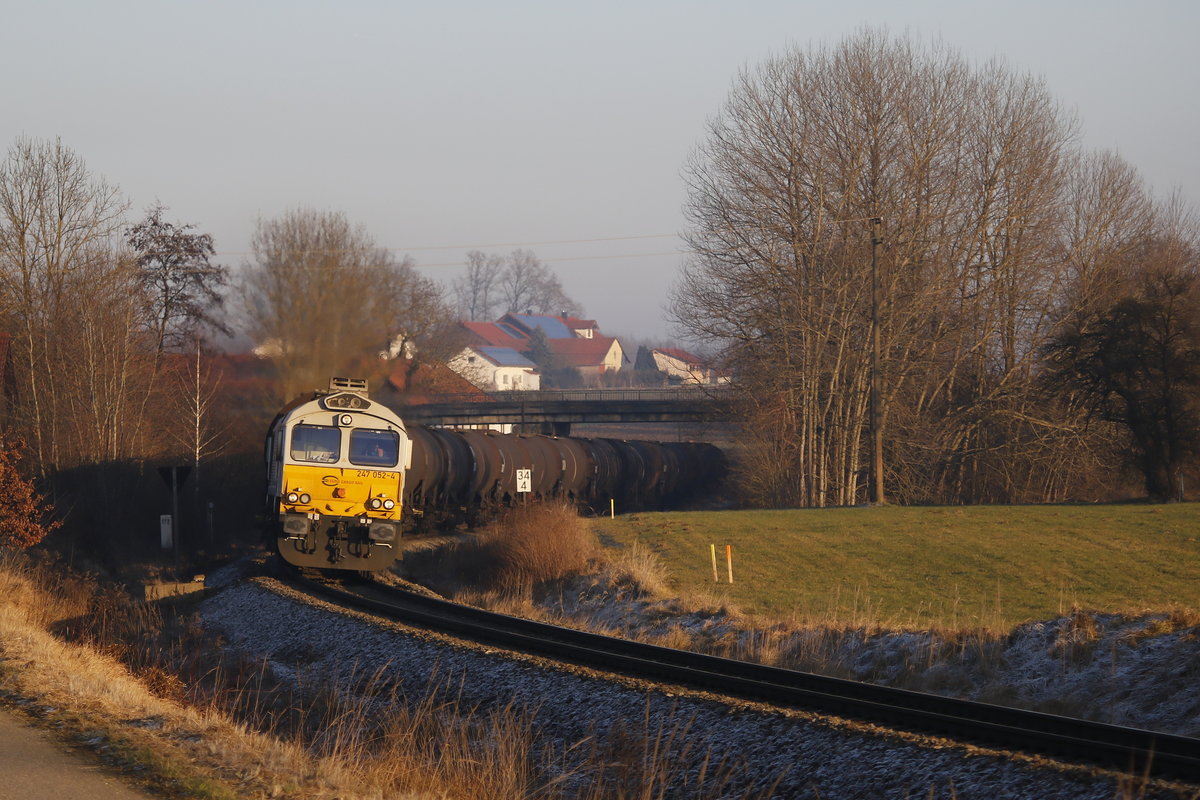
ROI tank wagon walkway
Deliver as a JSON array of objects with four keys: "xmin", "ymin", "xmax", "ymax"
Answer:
[{"xmin": 395, "ymin": 387, "xmax": 732, "ymax": 436}]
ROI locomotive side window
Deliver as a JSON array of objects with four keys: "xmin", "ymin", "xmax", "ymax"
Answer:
[
  {"xmin": 350, "ymin": 429, "xmax": 400, "ymax": 468},
  {"xmin": 291, "ymin": 424, "xmax": 341, "ymax": 463}
]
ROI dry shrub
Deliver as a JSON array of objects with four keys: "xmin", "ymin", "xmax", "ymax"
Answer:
[
  {"xmin": 135, "ymin": 665, "xmax": 188, "ymax": 702},
  {"xmin": 1115, "ymin": 606, "xmax": 1200, "ymax": 647},
  {"xmin": 405, "ymin": 503, "xmax": 597, "ymax": 597},
  {"xmin": 471, "ymin": 502, "xmax": 597, "ymax": 594},
  {"xmin": 0, "ymin": 434, "xmax": 60, "ymax": 549}
]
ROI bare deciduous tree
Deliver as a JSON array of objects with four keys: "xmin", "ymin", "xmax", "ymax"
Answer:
[
  {"xmin": 126, "ymin": 203, "xmax": 230, "ymax": 359},
  {"xmin": 242, "ymin": 208, "xmax": 455, "ymax": 401},
  {"xmin": 1044, "ymin": 202, "xmax": 1200, "ymax": 501},
  {"xmin": 64, "ymin": 254, "xmax": 158, "ymax": 464},
  {"xmin": 452, "ymin": 250, "xmax": 505, "ymax": 319},
  {"xmin": 453, "ymin": 248, "xmax": 583, "ymax": 320},
  {"xmin": 500, "ymin": 249, "xmax": 582, "ymax": 316},
  {"xmin": 673, "ymin": 30, "xmax": 1141, "ymax": 506},
  {"xmin": 377, "ymin": 255, "xmax": 462, "ymax": 394},
  {"xmin": 0, "ymin": 137, "xmax": 143, "ymax": 472},
  {"xmin": 166, "ymin": 339, "xmax": 229, "ymax": 498}
]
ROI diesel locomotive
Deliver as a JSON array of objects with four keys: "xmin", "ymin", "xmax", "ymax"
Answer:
[{"xmin": 266, "ymin": 378, "xmax": 724, "ymax": 571}]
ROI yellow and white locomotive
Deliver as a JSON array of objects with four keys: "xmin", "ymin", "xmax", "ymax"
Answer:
[{"xmin": 265, "ymin": 377, "xmax": 411, "ymax": 570}]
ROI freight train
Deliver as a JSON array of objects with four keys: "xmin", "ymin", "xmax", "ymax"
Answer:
[{"xmin": 266, "ymin": 378, "xmax": 724, "ymax": 571}]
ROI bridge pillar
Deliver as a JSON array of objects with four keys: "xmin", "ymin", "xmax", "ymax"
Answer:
[{"xmin": 540, "ymin": 421, "xmax": 572, "ymax": 437}]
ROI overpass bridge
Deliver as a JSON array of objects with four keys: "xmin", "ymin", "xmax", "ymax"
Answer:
[{"xmin": 390, "ymin": 387, "xmax": 734, "ymax": 436}]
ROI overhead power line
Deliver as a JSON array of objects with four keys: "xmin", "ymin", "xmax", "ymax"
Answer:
[
  {"xmin": 416, "ymin": 250, "xmax": 683, "ymax": 269},
  {"xmin": 213, "ymin": 217, "xmax": 883, "ymax": 262},
  {"xmin": 215, "ymin": 230, "xmax": 684, "ymax": 258}
]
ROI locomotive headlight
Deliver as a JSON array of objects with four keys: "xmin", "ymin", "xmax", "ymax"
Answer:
[
  {"xmin": 338, "ymin": 413, "xmax": 353, "ymax": 426},
  {"xmin": 285, "ymin": 491, "xmax": 300, "ymax": 504},
  {"xmin": 298, "ymin": 492, "xmax": 311, "ymax": 505},
  {"xmin": 382, "ymin": 498, "xmax": 395, "ymax": 510},
  {"xmin": 367, "ymin": 497, "xmax": 383, "ymax": 510}
]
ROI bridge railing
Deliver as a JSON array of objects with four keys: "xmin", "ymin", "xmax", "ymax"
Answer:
[{"xmin": 401, "ymin": 386, "xmax": 734, "ymax": 406}]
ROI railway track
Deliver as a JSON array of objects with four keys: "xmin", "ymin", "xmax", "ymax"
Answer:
[{"xmin": 289, "ymin": 571, "xmax": 1200, "ymax": 784}]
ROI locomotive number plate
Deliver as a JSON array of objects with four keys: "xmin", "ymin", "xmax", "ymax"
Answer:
[{"xmin": 356, "ymin": 470, "xmax": 396, "ymax": 479}]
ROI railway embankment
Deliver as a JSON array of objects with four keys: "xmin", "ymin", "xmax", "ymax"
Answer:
[
  {"xmin": 519, "ymin": 566, "xmax": 1200, "ymax": 738},
  {"xmin": 1, "ymin": 500, "xmax": 1197, "ymax": 798},
  {"xmin": 402, "ymin": 504, "xmax": 1200, "ymax": 739},
  {"xmin": 198, "ymin": 564, "xmax": 1195, "ymax": 799}
]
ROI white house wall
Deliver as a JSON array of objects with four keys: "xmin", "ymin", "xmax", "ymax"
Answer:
[
  {"xmin": 494, "ymin": 366, "xmax": 539, "ymax": 390},
  {"xmin": 447, "ymin": 348, "xmax": 540, "ymax": 391},
  {"xmin": 652, "ymin": 351, "xmax": 708, "ymax": 384}
]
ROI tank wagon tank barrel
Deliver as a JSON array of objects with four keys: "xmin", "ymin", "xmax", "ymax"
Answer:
[
  {"xmin": 267, "ymin": 378, "xmax": 725, "ymax": 572},
  {"xmin": 399, "ymin": 431, "xmax": 725, "ymax": 515}
]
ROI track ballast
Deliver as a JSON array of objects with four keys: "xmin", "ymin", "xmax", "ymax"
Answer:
[{"xmin": 287, "ymin": 570, "xmax": 1200, "ymax": 785}]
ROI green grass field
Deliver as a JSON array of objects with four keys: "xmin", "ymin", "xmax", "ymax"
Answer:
[{"xmin": 590, "ymin": 504, "xmax": 1200, "ymax": 630}]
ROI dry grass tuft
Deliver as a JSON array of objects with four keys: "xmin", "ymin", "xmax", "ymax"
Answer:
[
  {"xmin": 1052, "ymin": 607, "xmax": 1101, "ymax": 664},
  {"xmin": 1, "ymin": 547, "xmax": 779, "ymax": 799},
  {"xmin": 1167, "ymin": 605, "xmax": 1200, "ymax": 632},
  {"xmin": 607, "ymin": 540, "xmax": 671, "ymax": 598},
  {"xmin": 0, "ymin": 550, "xmax": 315, "ymax": 798}
]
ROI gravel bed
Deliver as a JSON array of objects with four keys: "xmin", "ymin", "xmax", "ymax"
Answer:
[{"xmin": 199, "ymin": 564, "xmax": 1196, "ymax": 799}]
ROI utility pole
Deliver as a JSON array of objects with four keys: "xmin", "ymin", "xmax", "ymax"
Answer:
[{"xmin": 870, "ymin": 217, "xmax": 885, "ymax": 505}]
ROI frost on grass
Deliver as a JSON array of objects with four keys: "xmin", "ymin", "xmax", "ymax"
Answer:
[{"xmin": 532, "ymin": 566, "xmax": 1200, "ymax": 737}]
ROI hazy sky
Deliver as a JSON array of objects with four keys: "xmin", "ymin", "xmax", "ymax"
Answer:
[{"xmin": 3, "ymin": 0, "xmax": 1197, "ymax": 342}]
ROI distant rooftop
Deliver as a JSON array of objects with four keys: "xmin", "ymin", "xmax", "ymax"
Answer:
[
  {"xmin": 655, "ymin": 346, "xmax": 707, "ymax": 365},
  {"xmin": 507, "ymin": 314, "xmax": 575, "ymax": 339},
  {"xmin": 460, "ymin": 321, "xmax": 527, "ymax": 348},
  {"xmin": 477, "ymin": 346, "xmax": 537, "ymax": 368}
]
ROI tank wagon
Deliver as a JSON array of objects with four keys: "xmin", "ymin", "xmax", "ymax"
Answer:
[{"xmin": 267, "ymin": 378, "xmax": 725, "ymax": 571}]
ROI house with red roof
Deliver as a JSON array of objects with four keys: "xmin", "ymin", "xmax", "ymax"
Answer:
[
  {"xmin": 458, "ymin": 320, "xmax": 529, "ymax": 350},
  {"xmin": 380, "ymin": 356, "xmax": 494, "ymax": 404},
  {"xmin": 453, "ymin": 312, "xmax": 626, "ymax": 387},
  {"xmin": 447, "ymin": 346, "xmax": 541, "ymax": 392},
  {"xmin": 639, "ymin": 346, "xmax": 727, "ymax": 386}
]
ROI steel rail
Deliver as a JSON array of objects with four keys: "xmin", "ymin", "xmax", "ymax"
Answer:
[{"xmin": 292, "ymin": 573, "xmax": 1200, "ymax": 783}]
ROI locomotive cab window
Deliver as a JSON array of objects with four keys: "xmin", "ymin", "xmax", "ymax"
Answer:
[
  {"xmin": 290, "ymin": 424, "xmax": 341, "ymax": 463},
  {"xmin": 350, "ymin": 429, "xmax": 400, "ymax": 468}
]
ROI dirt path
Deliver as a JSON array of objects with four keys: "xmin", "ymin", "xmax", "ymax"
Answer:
[{"xmin": 0, "ymin": 707, "xmax": 154, "ymax": 800}]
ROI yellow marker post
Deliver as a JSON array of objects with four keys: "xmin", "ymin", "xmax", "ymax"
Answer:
[
  {"xmin": 610, "ymin": 498, "xmax": 615, "ymax": 519},
  {"xmin": 710, "ymin": 543, "xmax": 719, "ymax": 583},
  {"xmin": 726, "ymin": 544, "xmax": 734, "ymax": 584}
]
